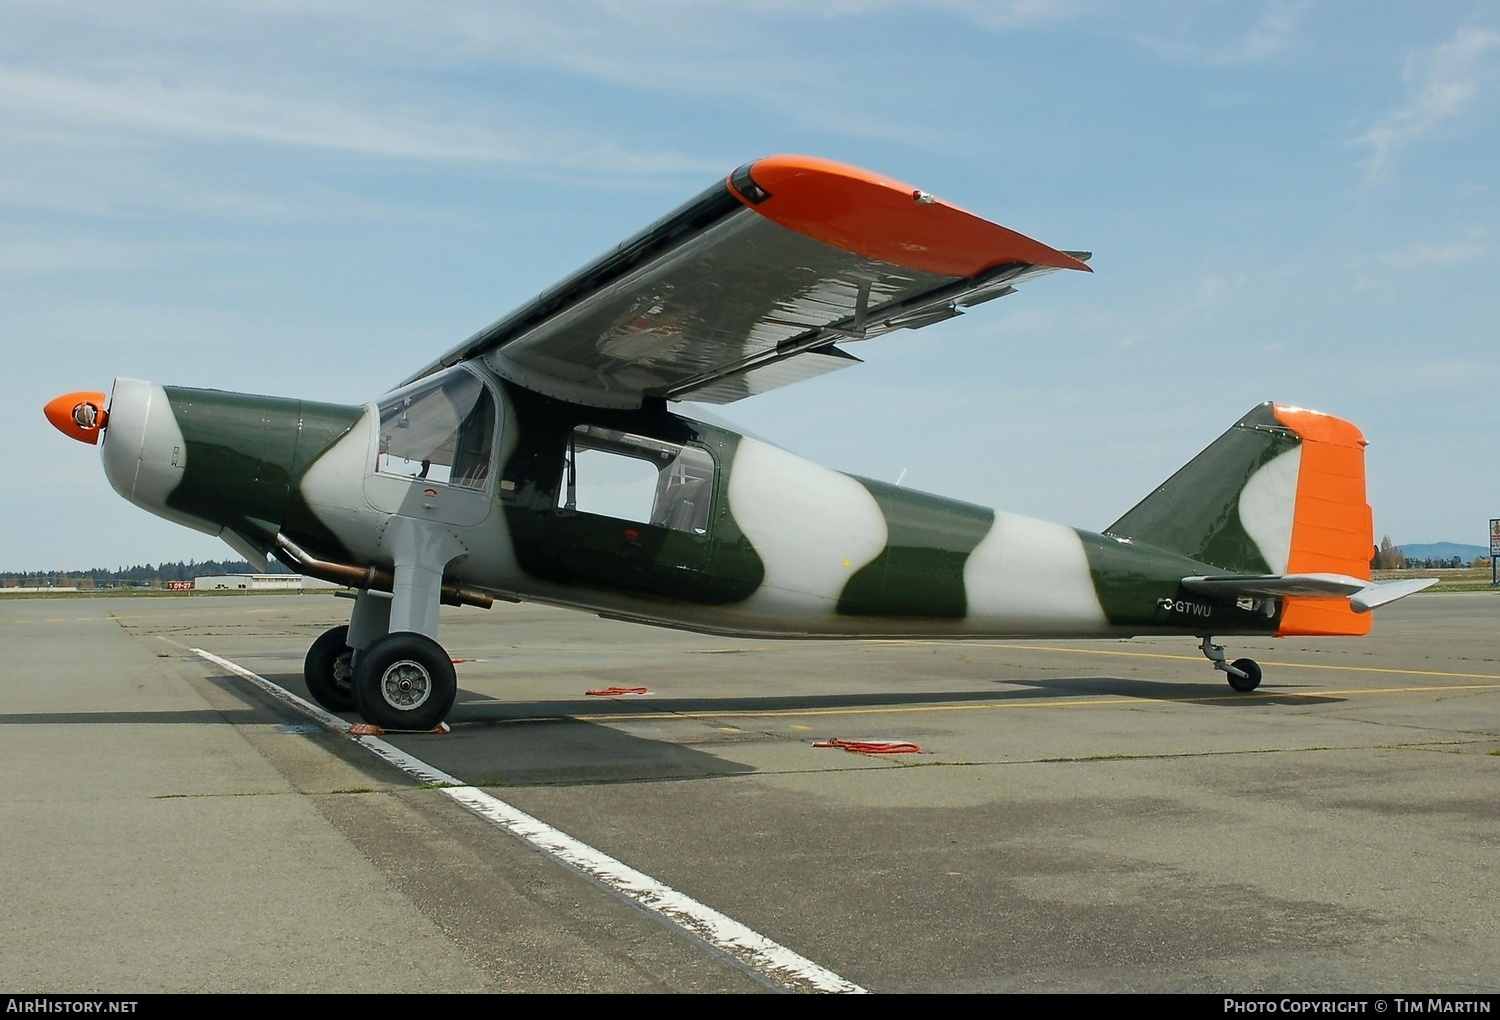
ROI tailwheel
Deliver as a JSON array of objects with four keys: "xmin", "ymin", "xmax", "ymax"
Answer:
[
  {"xmin": 304, "ymin": 625, "xmax": 356, "ymax": 712},
  {"xmin": 1226, "ymin": 658, "xmax": 1262, "ymax": 693},
  {"xmin": 1199, "ymin": 636, "xmax": 1263, "ymax": 693},
  {"xmin": 351, "ymin": 632, "xmax": 456, "ymax": 731}
]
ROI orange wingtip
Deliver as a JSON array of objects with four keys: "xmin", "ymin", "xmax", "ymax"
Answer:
[
  {"xmin": 44, "ymin": 390, "xmax": 109, "ymax": 445},
  {"xmin": 727, "ymin": 155, "xmax": 1092, "ymax": 278}
]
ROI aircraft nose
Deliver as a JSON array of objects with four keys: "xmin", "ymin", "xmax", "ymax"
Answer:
[{"xmin": 44, "ymin": 390, "xmax": 110, "ymax": 445}]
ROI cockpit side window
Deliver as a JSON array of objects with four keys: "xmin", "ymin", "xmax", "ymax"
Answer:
[
  {"xmin": 558, "ymin": 425, "xmax": 714, "ymax": 535},
  {"xmin": 376, "ymin": 370, "xmax": 497, "ymax": 490}
]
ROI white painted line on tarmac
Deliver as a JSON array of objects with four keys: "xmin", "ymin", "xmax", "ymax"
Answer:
[
  {"xmin": 441, "ymin": 785, "xmax": 865, "ymax": 993},
  {"xmin": 193, "ymin": 648, "xmax": 349, "ymax": 729},
  {"xmin": 190, "ymin": 646, "xmax": 867, "ymax": 994}
]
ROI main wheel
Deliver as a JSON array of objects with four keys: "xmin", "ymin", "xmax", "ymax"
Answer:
[
  {"xmin": 351, "ymin": 632, "xmax": 456, "ymax": 731},
  {"xmin": 304, "ymin": 625, "xmax": 356, "ymax": 712},
  {"xmin": 1226, "ymin": 657, "xmax": 1263, "ymax": 692}
]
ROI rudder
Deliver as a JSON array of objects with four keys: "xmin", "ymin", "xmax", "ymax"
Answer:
[{"xmin": 1271, "ymin": 405, "xmax": 1373, "ymax": 636}]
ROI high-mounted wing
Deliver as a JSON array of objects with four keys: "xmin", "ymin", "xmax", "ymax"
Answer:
[{"xmin": 403, "ymin": 155, "xmax": 1090, "ymax": 408}]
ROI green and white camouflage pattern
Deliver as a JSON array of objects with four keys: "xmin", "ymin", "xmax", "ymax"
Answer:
[{"xmin": 98, "ymin": 368, "xmax": 1377, "ymax": 644}]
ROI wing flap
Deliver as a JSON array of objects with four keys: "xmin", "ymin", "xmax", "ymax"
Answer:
[{"xmin": 684, "ymin": 346, "xmax": 862, "ymax": 405}]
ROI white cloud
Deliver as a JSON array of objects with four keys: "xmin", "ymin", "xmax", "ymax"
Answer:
[
  {"xmin": 1131, "ymin": 0, "xmax": 1308, "ymax": 66},
  {"xmin": 1357, "ymin": 25, "xmax": 1500, "ymax": 183},
  {"xmin": 0, "ymin": 236, "xmax": 193, "ymax": 278},
  {"xmin": 0, "ymin": 67, "xmax": 715, "ymax": 174},
  {"xmin": 0, "ymin": 1, "xmax": 1096, "ymax": 159},
  {"xmin": 1380, "ymin": 238, "xmax": 1485, "ymax": 270}
]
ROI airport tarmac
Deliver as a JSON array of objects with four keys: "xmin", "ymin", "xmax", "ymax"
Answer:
[{"xmin": 1, "ymin": 591, "xmax": 1496, "ymax": 993}]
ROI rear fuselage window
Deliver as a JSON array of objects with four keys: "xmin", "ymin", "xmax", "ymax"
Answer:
[{"xmin": 559, "ymin": 425, "xmax": 714, "ymax": 534}]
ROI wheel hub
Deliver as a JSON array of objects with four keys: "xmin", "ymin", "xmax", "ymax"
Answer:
[{"xmin": 380, "ymin": 660, "xmax": 432, "ymax": 710}]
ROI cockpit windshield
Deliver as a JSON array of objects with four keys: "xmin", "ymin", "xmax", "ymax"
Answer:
[{"xmin": 375, "ymin": 368, "xmax": 497, "ymax": 490}]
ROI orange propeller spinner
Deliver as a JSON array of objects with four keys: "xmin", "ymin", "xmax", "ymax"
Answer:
[{"xmin": 44, "ymin": 391, "xmax": 109, "ymax": 445}]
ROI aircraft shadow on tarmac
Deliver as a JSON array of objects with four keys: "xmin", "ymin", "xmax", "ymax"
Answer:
[
  {"xmin": 162, "ymin": 669, "xmax": 1343, "ymax": 788},
  {"xmin": 419, "ymin": 712, "xmax": 761, "ymax": 787},
  {"xmin": 0, "ymin": 674, "xmax": 1339, "ymax": 732},
  {"xmin": 994, "ymin": 675, "xmax": 1345, "ymax": 707},
  {"xmin": 426, "ymin": 677, "xmax": 1343, "ymax": 786},
  {"xmin": 0, "ymin": 708, "xmax": 265, "ymax": 726},
  {"xmin": 445, "ymin": 675, "xmax": 1345, "ymax": 721}
]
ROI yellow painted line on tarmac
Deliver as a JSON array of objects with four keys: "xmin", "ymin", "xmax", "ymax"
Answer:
[
  {"xmin": 1306, "ymin": 683, "xmax": 1500, "ymax": 697},
  {"xmin": 6, "ymin": 616, "xmax": 118, "ymax": 625},
  {"xmin": 10, "ymin": 606, "xmax": 315, "ymax": 625},
  {"xmin": 899, "ymin": 640, "xmax": 1500, "ymax": 683},
  {"xmin": 573, "ymin": 699, "xmax": 1156, "ymax": 722},
  {"xmin": 567, "ymin": 683, "xmax": 1500, "ymax": 723},
  {"xmin": 111, "ymin": 608, "xmax": 324, "ymax": 622}
]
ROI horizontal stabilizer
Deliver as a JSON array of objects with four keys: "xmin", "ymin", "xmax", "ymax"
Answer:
[
  {"xmin": 1182, "ymin": 573, "xmax": 1438, "ymax": 614},
  {"xmin": 1350, "ymin": 576, "xmax": 1440, "ymax": 612}
]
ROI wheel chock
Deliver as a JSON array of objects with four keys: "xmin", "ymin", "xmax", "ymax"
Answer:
[{"xmin": 348, "ymin": 721, "xmax": 451, "ymax": 736}]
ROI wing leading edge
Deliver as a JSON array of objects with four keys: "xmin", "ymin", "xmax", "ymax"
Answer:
[{"xmin": 403, "ymin": 155, "xmax": 1090, "ymax": 408}]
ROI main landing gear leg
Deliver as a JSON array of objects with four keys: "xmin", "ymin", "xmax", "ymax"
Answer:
[
  {"xmin": 1200, "ymin": 636, "xmax": 1263, "ymax": 693},
  {"xmin": 348, "ymin": 519, "xmax": 467, "ymax": 731},
  {"xmin": 301, "ymin": 589, "xmax": 392, "ymax": 714}
]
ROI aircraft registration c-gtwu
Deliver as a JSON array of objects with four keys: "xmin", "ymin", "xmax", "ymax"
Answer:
[{"xmin": 45, "ymin": 155, "xmax": 1437, "ymax": 732}]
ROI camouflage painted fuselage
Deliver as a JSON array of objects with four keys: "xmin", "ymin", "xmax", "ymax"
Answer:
[{"xmin": 98, "ymin": 364, "xmax": 1344, "ymax": 643}]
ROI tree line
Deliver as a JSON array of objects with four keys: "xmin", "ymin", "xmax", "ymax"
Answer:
[
  {"xmin": 1372, "ymin": 536, "xmax": 1490, "ymax": 571},
  {"xmin": 1, "ymin": 559, "xmax": 292, "ymax": 588}
]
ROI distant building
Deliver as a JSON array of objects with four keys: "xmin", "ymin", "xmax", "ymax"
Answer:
[{"xmin": 193, "ymin": 574, "xmax": 340, "ymax": 592}]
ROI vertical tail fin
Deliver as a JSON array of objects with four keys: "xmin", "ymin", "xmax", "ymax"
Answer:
[{"xmin": 1106, "ymin": 402, "xmax": 1373, "ymax": 636}]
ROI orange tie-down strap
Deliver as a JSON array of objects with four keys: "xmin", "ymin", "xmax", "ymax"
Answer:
[{"xmin": 813, "ymin": 738, "xmax": 922, "ymax": 755}]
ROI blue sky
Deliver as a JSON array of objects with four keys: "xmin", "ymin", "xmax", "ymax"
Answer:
[{"xmin": 4, "ymin": 1, "xmax": 1497, "ymax": 571}]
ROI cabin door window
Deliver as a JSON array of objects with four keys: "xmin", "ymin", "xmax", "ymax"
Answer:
[{"xmin": 558, "ymin": 425, "xmax": 714, "ymax": 535}]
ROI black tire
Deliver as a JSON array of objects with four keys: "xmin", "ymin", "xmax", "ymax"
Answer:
[
  {"xmin": 351, "ymin": 632, "xmax": 456, "ymax": 731},
  {"xmin": 304, "ymin": 625, "xmax": 356, "ymax": 712},
  {"xmin": 1227, "ymin": 657, "xmax": 1263, "ymax": 692}
]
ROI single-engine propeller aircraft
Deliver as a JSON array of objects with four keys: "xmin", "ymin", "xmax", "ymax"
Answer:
[{"xmin": 45, "ymin": 155, "xmax": 1437, "ymax": 731}]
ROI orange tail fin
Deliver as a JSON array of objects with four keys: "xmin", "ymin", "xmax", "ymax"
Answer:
[{"xmin": 1273, "ymin": 406, "xmax": 1373, "ymax": 636}]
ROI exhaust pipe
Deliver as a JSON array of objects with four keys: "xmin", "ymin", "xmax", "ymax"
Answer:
[{"xmin": 272, "ymin": 533, "xmax": 494, "ymax": 609}]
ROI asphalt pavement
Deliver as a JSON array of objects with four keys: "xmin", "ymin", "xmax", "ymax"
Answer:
[{"xmin": 1, "ymin": 592, "xmax": 1496, "ymax": 993}]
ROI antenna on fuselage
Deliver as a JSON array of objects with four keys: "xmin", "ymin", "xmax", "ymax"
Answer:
[{"xmin": 564, "ymin": 430, "xmax": 578, "ymax": 510}]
